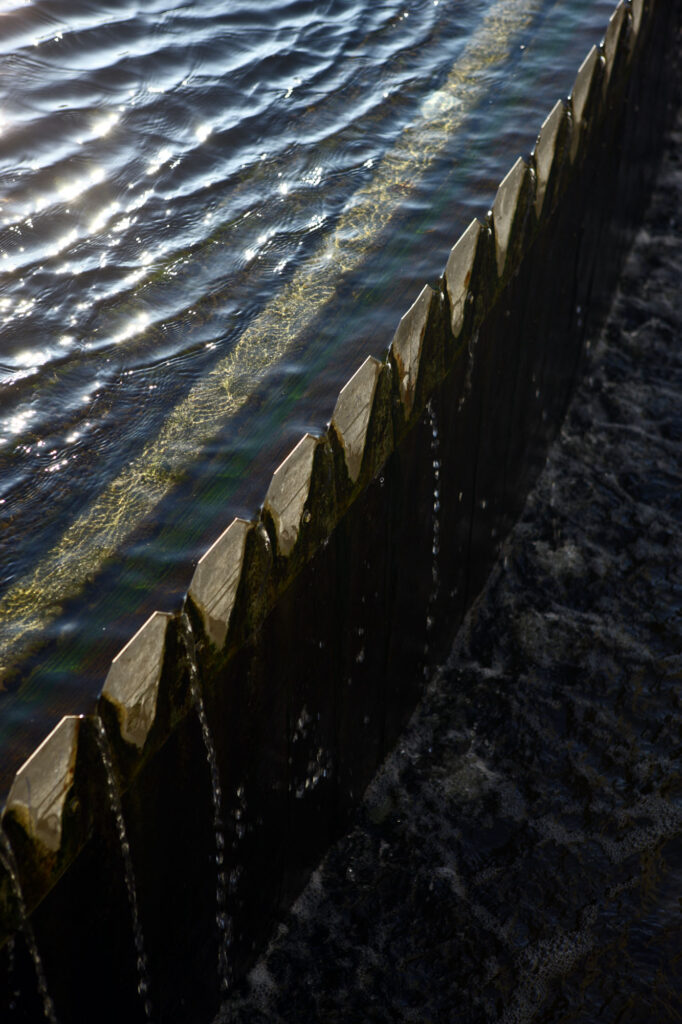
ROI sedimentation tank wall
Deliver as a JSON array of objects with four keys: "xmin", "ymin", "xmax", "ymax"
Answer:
[{"xmin": 0, "ymin": 0, "xmax": 680, "ymax": 1020}]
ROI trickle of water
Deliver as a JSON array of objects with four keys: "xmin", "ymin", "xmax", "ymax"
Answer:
[
  {"xmin": 457, "ymin": 327, "xmax": 480, "ymax": 413},
  {"xmin": 5, "ymin": 934, "xmax": 22, "ymax": 1015},
  {"xmin": 180, "ymin": 612, "xmax": 231, "ymax": 994},
  {"xmin": 0, "ymin": 829, "xmax": 58, "ymax": 1024},
  {"xmin": 423, "ymin": 401, "xmax": 441, "ymax": 671},
  {"xmin": 428, "ymin": 401, "xmax": 441, "ymax": 592},
  {"xmin": 231, "ymin": 784, "xmax": 248, "ymax": 876},
  {"xmin": 92, "ymin": 718, "xmax": 153, "ymax": 1021}
]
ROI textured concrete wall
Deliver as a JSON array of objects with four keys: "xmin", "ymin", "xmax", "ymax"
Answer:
[{"xmin": 0, "ymin": 1, "xmax": 680, "ymax": 1020}]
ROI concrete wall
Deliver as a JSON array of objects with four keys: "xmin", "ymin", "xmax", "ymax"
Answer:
[{"xmin": 0, "ymin": 1, "xmax": 680, "ymax": 1020}]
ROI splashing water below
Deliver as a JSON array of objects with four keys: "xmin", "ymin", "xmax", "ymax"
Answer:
[{"xmin": 92, "ymin": 718, "xmax": 153, "ymax": 1021}]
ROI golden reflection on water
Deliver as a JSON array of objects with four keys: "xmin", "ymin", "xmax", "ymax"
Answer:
[{"xmin": 0, "ymin": 0, "xmax": 543, "ymax": 679}]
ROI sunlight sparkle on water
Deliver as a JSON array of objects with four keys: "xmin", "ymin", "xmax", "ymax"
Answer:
[
  {"xmin": 58, "ymin": 167, "xmax": 106, "ymax": 204},
  {"xmin": 50, "ymin": 228, "xmax": 78, "ymax": 258},
  {"xmin": 113, "ymin": 311, "xmax": 150, "ymax": 344},
  {"xmin": 304, "ymin": 166, "xmax": 323, "ymax": 186},
  {"xmin": 92, "ymin": 112, "xmax": 120, "ymax": 139},
  {"xmin": 112, "ymin": 215, "xmax": 133, "ymax": 233},
  {"xmin": 127, "ymin": 189, "xmax": 154, "ymax": 213},
  {"xmin": 147, "ymin": 147, "xmax": 173, "ymax": 176},
  {"xmin": 89, "ymin": 201, "xmax": 120, "ymax": 234},
  {"xmin": 3, "ymin": 408, "xmax": 37, "ymax": 439},
  {"xmin": 13, "ymin": 349, "xmax": 49, "ymax": 370}
]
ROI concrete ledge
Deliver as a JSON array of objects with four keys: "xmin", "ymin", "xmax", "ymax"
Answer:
[
  {"xmin": 263, "ymin": 434, "xmax": 319, "ymax": 558},
  {"xmin": 491, "ymin": 157, "xmax": 534, "ymax": 279},
  {"xmin": 603, "ymin": 1, "xmax": 628, "ymax": 90},
  {"xmin": 331, "ymin": 356, "xmax": 383, "ymax": 485},
  {"xmin": 533, "ymin": 100, "xmax": 568, "ymax": 218},
  {"xmin": 443, "ymin": 218, "xmax": 482, "ymax": 342},
  {"xmin": 4, "ymin": 718, "xmax": 80, "ymax": 856},
  {"xmin": 188, "ymin": 520, "xmax": 251, "ymax": 650},
  {"xmin": 389, "ymin": 284, "xmax": 437, "ymax": 418},
  {"xmin": 569, "ymin": 46, "xmax": 601, "ymax": 162},
  {"xmin": 101, "ymin": 612, "xmax": 173, "ymax": 749}
]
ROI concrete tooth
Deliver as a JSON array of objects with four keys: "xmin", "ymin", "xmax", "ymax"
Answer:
[
  {"xmin": 533, "ymin": 100, "xmax": 565, "ymax": 217},
  {"xmin": 264, "ymin": 434, "xmax": 318, "ymax": 557},
  {"xmin": 444, "ymin": 219, "xmax": 481, "ymax": 340},
  {"xmin": 569, "ymin": 45, "xmax": 600, "ymax": 162},
  {"xmin": 390, "ymin": 284, "xmax": 435, "ymax": 417},
  {"xmin": 101, "ymin": 612, "xmax": 172, "ymax": 748},
  {"xmin": 332, "ymin": 356, "xmax": 383, "ymax": 484},
  {"xmin": 491, "ymin": 156, "xmax": 528, "ymax": 278},
  {"xmin": 4, "ymin": 717, "xmax": 80, "ymax": 854},
  {"xmin": 188, "ymin": 519, "xmax": 251, "ymax": 649},
  {"xmin": 603, "ymin": 1, "xmax": 627, "ymax": 90}
]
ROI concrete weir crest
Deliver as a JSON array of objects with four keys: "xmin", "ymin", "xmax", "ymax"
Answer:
[
  {"xmin": 101, "ymin": 611, "xmax": 172, "ymax": 749},
  {"xmin": 332, "ymin": 355, "xmax": 383, "ymax": 484},
  {"xmin": 603, "ymin": 1, "xmax": 627, "ymax": 88},
  {"xmin": 390, "ymin": 283, "xmax": 436, "ymax": 416},
  {"xmin": 264, "ymin": 433, "xmax": 318, "ymax": 556},
  {"xmin": 444, "ymin": 218, "xmax": 481, "ymax": 341},
  {"xmin": 5, "ymin": 716, "xmax": 80, "ymax": 855},
  {"xmin": 533, "ymin": 100, "xmax": 566, "ymax": 217},
  {"xmin": 188, "ymin": 518, "xmax": 251, "ymax": 649},
  {"xmin": 491, "ymin": 156, "xmax": 529, "ymax": 277},
  {"xmin": 569, "ymin": 45, "xmax": 600, "ymax": 162}
]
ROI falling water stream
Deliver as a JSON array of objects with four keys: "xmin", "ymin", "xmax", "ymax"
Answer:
[
  {"xmin": 424, "ymin": 399, "xmax": 441, "ymax": 667},
  {"xmin": 92, "ymin": 717, "xmax": 153, "ymax": 1021},
  {"xmin": 180, "ymin": 612, "xmax": 231, "ymax": 995},
  {"xmin": 0, "ymin": 829, "xmax": 58, "ymax": 1024}
]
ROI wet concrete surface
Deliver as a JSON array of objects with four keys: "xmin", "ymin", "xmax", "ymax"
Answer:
[{"xmin": 216, "ymin": 109, "xmax": 682, "ymax": 1024}]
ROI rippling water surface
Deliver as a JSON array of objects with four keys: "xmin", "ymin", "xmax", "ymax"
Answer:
[{"xmin": 0, "ymin": 0, "xmax": 614, "ymax": 786}]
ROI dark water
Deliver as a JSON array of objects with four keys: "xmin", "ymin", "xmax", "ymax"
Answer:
[
  {"xmin": 216, "ymin": 112, "xmax": 682, "ymax": 1023},
  {"xmin": 0, "ymin": 0, "xmax": 614, "ymax": 789}
]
